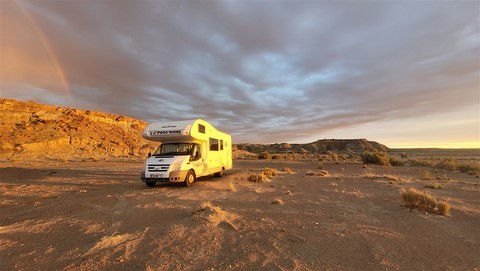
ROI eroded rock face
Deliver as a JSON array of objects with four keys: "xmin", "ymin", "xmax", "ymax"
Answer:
[{"xmin": 0, "ymin": 99, "xmax": 157, "ymax": 161}]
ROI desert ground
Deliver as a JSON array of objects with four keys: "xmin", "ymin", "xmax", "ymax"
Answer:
[{"xmin": 1, "ymin": 158, "xmax": 479, "ymax": 271}]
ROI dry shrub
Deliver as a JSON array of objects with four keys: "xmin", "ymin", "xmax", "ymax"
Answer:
[
  {"xmin": 326, "ymin": 151, "xmax": 339, "ymax": 161},
  {"xmin": 262, "ymin": 167, "xmax": 277, "ymax": 177},
  {"xmin": 424, "ymin": 183, "xmax": 443, "ymax": 189},
  {"xmin": 458, "ymin": 163, "xmax": 480, "ymax": 174},
  {"xmin": 248, "ymin": 173, "xmax": 267, "ymax": 182},
  {"xmin": 389, "ymin": 157, "xmax": 405, "ymax": 166},
  {"xmin": 360, "ymin": 151, "xmax": 390, "ymax": 166},
  {"xmin": 437, "ymin": 201, "xmax": 451, "ymax": 216},
  {"xmin": 306, "ymin": 170, "xmax": 329, "ymax": 177},
  {"xmin": 408, "ymin": 158, "xmax": 436, "ymax": 168},
  {"xmin": 258, "ymin": 151, "xmax": 272, "ymax": 159},
  {"xmin": 434, "ymin": 158, "xmax": 458, "ymax": 171},
  {"xmin": 272, "ymin": 153, "xmax": 292, "ymax": 160},
  {"xmin": 254, "ymin": 187, "xmax": 263, "ymax": 193},
  {"xmin": 467, "ymin": 170, "xmax": 478, "ymax": 176},
  {"xmin": 272, "ymin": 153, "xmax": 309, "ymax": 160},
  {"xmin": 363, "ymin": 169, "xmax": 405, "ymax": 182},
  {"xmin": 271, "ymin": 198, "xmax": 284, "ymax": 205},
  {"xmin": 420, "ymin": 170, "xmax": 435, "ymax": 180},
  {"xmin": 400, "ymin": 188, "xmax": 451, "ymax": 216},
  {"xmin": 382, "ymin": 174, "xmax": 404, "ymax": 182},
  {"xmin": 282, "ymin": 167, "xmax": 293, "ymax": 174}
]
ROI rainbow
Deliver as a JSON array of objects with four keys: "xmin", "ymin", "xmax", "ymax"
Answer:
[{"xmin": 16, "ymin": 1, "xmax": 71, "ymax": 100}]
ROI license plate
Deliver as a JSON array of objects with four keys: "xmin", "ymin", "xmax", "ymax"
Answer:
[{"xmin": 151, "ymin": 174, "xmax": 161, "ymax": 178}]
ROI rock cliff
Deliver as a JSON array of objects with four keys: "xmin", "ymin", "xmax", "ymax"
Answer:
[{"xmin": 0, "ymin": 99, "xmax": 157, "ymax": 161}]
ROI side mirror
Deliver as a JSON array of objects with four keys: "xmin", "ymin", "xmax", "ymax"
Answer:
[{"xmin": 147, "ymin": 152, "xmax": 151, "ymax": 158}]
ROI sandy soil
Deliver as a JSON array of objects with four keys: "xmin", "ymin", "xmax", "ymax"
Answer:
[{"xmin": 1, "ymin": 159, "xmax": 479, "ymax": 271}]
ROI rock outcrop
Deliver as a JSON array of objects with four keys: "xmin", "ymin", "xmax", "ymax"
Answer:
[
  {"xmin": 235, "ymin": 139, "xmax": 389, "ymax": 156},
  {"xmin": 0, "ymin": 99, "xmax": 157, "ymax": 161}
]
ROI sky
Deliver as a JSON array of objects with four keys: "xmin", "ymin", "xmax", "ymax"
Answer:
[{"xmin": 1, "ymin": 0, "xmax": 479, "ymax": 148}]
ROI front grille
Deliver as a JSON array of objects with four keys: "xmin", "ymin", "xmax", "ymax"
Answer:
[{"xmin": 147, "ymin": 164, "xmax": 170, "ymax": 172}]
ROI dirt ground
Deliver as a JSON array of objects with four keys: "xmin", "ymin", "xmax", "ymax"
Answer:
[{"xmin": 1, "ymin": 159, "xmax": 479, "ymax": 271}]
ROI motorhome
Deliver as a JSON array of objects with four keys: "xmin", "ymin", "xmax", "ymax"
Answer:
[{"xmin": 141, "ymin": 119, "xmax": 232, "ymax": 187}]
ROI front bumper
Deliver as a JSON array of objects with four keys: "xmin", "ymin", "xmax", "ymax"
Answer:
[{"xmin": 141, "ymin": 170, "xmax": 188, "ymax": 183}]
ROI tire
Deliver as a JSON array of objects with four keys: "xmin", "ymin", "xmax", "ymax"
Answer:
[
  {"xmin": 145, "ymin": 181, "xmax": 156, "ymax": 187},
  {"xmin": 214, "ymin": 169, "xmax": 224, "ymax": 177},
  {"xmin": 184, "ymin": 170, "xmax": 196, "ymax": 187}
]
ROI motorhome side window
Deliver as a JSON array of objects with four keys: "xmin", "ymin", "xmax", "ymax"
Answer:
[
  {"xmin": 210, "ymin": 138, "xmax": 219, "ymax": 151},
  {"xmin": 199, "ymin": 124, "xmax": 205, "ymax": 134},
  {"xmin": 220, "ymin": 140, "xmax": 224, "ymax": 150},
  {"xmin": 190, "ymin": 144, "xmax": 201, "ymax": 161}
]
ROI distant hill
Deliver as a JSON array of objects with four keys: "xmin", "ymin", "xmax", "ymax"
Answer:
[
  {"xmin": 234, "ymin": 139, "xmax": 389, "ymax": 158},
  {"xmin": 0, "ymin": 99, "xmax": 157, "ymax": 161}
]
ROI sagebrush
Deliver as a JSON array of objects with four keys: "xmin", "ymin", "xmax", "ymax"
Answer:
[
  {"xmin": 400, "ymin": 188, "xmax": 451, "ymax": 216},
  {"xmin": 258, "ymin": 151, "xmax": 272, "ymax": 159},
  {"xmin": 360, "ymin": 151, "xmax": 390, "ymax": 166},
  {"xmin": 248, "ymin": 173, "xmax": 267, "ymax": 182}
]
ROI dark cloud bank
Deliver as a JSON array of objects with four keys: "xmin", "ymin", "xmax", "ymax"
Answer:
[{"xmin": 1, "ymin": 0, "xmax": 479, "ymax": 144}]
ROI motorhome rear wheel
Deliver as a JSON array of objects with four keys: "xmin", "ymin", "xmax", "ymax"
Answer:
[{"xmin": 214, "ymin": 169, "xmax": 224, "ymax": 177}]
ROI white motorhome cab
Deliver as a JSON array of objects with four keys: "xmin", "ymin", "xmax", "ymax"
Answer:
[{"xmin": 141, "ymin": 119, "xmax": 232, "ymax": 187}]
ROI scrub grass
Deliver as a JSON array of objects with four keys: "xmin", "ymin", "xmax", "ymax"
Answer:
[
  {"xmin": 282, "ymin": 167, "xmax": 294, "ymax": 174},
  {"xmin": 400, "ymin": 188, "xmax": 451, "ymax": 216}
]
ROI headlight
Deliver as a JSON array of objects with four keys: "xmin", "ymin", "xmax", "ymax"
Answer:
[{"xmin": 171, "ymin": 161, "xmax": 181, "ymax": 171}]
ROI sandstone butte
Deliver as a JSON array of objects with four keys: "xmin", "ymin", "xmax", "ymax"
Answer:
[{"xmin": 0, "ymin": 98, "xmax": 156, "ymax": 162}]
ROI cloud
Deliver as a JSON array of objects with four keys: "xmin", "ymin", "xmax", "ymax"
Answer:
[{"xmin": 1, "ymin": 0, "xmax": 478, "ymax": 145}]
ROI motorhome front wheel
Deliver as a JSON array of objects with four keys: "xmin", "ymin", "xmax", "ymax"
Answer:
[
  {"xmin": 145, "ymin": 181, "xmax": 156, "ymax": 187},
  {"xmin": 184, "ymin": 170, "xmax": 196, "ymax": 187}
]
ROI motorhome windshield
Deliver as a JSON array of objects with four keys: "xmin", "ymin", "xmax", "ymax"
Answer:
[{"xmin": 153, "ymin": 143, "xmax": 193, "ymax": 156}]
